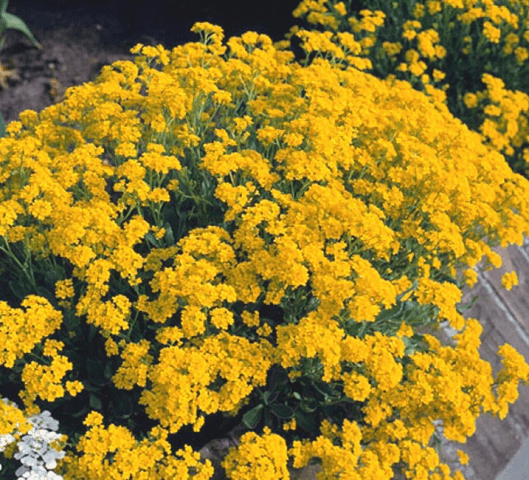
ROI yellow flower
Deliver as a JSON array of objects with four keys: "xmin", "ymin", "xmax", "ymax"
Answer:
[
  {"xmin": 282, "ymin": 418, "xmax": 297, "ymax": 431},
  {"xmin": 463, "ymin": 268, "xmax": 479, "ymax": 288},
  {"xmin": 0, "ymin": 296, "xmax": 63, "ymax": 369},
  {"xmin": 222, "ymin": 428, "xmax": 290, "ymax": 480},
  {"xmin": 103, "ymin": 336, "xmax": 120, "ymax": 356},
  {"xmin": 497, "ymin": 343, "xmax": 529, "ymax": 383},
  {"xmin": 414, "ymin": 4, "xmax": 425, "ymax": 19},
  {"xmin": 343, "ymin": 371, "xmax": 372, "ymax": 401},
  {"xmin": 115, "ymin": 141, "xmax": 138, "ymax": 158},
  {"xmin": 432, "ymin": 69, "xmax": 445, "ymax": 82},
  {"xmin": 83, "ymin": 411, "xmax": 104, "ymax": 427},
  {"xmin": 112, "ymin": 339, "xmax": 153, "ymax": 390},
  {"xmin": 515, "ymin": 47, "xmax": 529, "ymax": 65},
  {"xmin": 382, "ymin": 41, "xmax": 402, "ymax": 56},
  {"xmin": 501, "ymin": 271, "xmax": 518, "ymax": 291},
  {"xmin": 464, "ymin": 92, "xmax": 479, "ymax": 108},
  {"xmin": 397, "ymin": 322, "xmax": 414, "ymax": 338},
  {"xmin": 457, "ymin": 449, "xmax": 469, "ymax": 465},
  {"xmin": 42, "ymin": 339, "xmax": 64, "ymax": 357},
  {"xmin": 209, "ymin": 307, "xmax": 235, "ymax": 330},
  {"xmin": 21, "ymin": 354, "xmax": 74, "ymax": 403},
  {"xmin": 334, "ymin": 2, "xmax": 347, "ymax": 16},
  {"xmin": 55, "ymin": 278, "xmax": 75, "ymax": 300},
  {"xmin": 483, "ymin": 21, "xmax": 501, "ymax": 43},
  {"xmin": 427, "ymin": 1, "xmax": 442, "ymax": 15},
  {"xmin": 66, "ymin": 380, "xmax": 84, "ymax": 396},
  {"xmin": 3, "ymin": 20, "xmax": 529, "ymax": 479},
  {"xmin": 241, "ymin": 310, "xmax": 260, "ymax": 327}
]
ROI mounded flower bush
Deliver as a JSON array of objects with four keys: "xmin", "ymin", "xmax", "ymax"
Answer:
[
  {"xmin": 1, "ymin": 21, "xmax": 529, "ymax": 479},
  {"xmin": 290, "ymin": 0, "xmax": 529, "ymax": 176}
]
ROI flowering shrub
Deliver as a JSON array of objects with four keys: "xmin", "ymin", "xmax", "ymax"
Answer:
[
  {"xmin": 290, "ymin": 0, "xmax": 529, "ymax": 175},
  {"xmin": 1, "ymin": 21, "xmax": 529, "ymax": 479}
]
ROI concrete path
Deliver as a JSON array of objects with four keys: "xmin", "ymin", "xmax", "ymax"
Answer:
[
  {"xmin": 451, "ymin": 240, "xmax": 529, "ymax": 480},
  {"xmin": 496, "ymin": 435, "xmax": 529, "ymax": 480}
]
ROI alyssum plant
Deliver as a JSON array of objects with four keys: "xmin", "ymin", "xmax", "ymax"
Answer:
[
  {"xmin": 1, "ymin": 22, "xmax": 529, "ymax": 480},
  {"xmin": 290, "ymin": 0, "xmax": 529, "ymax": 176}
]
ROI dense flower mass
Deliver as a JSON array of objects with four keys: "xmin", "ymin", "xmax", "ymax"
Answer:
[
  {"xmin": 0, "ymin": 20, "xmax": 528, "ymax": 480},
  {"xmin": 291, "ymin": 0, "xmax": 529, "ymax": 175}
]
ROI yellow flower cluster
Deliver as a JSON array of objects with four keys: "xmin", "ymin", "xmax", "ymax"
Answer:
[
  {"xmin": 0, "ymin": 296, "xmax": 63, "ymax": 369},
  {"xmin": 139, "ymin": 333, "xmax": 273, "ymax": 433},
  {"xmin": 222, "ymin": 428, "xmax": 290, "ymax": 479},
  {"xmin": 20, "ymin": 340, "xmax": 83, "ymax": 404},
  {"xmin": 56, "ymin": 412, "xmax": 214, "ymax": 479},
  {"xmin": 0, "ymin": 398, "xmax": 32, "ymax": 442},
  {"xmin": 291, "ymin": 0, "xmax": 529, "ymax": 173},
  {"xmin": 464, "ymin": 74, "xmax": 529, "ymax": 167},
  {"xmin": 1, "ymin": 21, "xmax": 529, "ymax": 479},
  {"xmin": 501, "ymin": 270, "xmax": 519, "ymax": 290}
]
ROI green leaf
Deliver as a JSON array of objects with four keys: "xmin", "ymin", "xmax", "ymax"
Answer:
[
  {"xmin": 269, "ymin": 403, "xmax": 294, "ymax": 419},
  {"xmin": 163, "ymin": 222, "xmax": 175, "ymax": 245},
  {"xmin": 87, "ymin": 325, "xmax": 98, "ymax": 343},
  {"xmin": 262, "ymin": 391, "xmax": 273, "ymax": 405},
  {"xmin": 87, "ymin": 358, "xmax": 108, "ymax": 387},
  {"xmin": 263, "ymin": 409, "xmax": 272, "ymax": 428},
  {"xmin": 111, "ymin": 392, "xmax": 133, "ymax": 419},
  {"xmin": 307, "ymin": 296, "xmax": 320, "ymax": 311},
  {"xmin": 375, "ymin": 302, "xmax": 404, "ymax": 322},
  {"xmin": 44, "ymin": 267, "xmax": 64, "ymax": 285},
  {"xmin": 144, "ymin": 231, "xmax": 159, "ymax": 248},
  {"xmin": 35, "ymin": 286, "xmax": 54, "ymax": 303},
  {"xmin": 357, "ymin": 321, "xmax": 368, "ymax": 337},
  {"xmin": 242, "ymin": 404, "xmax": 263, "ymax": 429},
  {"xmin": 300, "ymin": 394, "xmax": 318, "ymax": 413},
  {"xmin": 2, "ymin": 12, "xmax": 42, "ymax": 49},
  {"xmin": 268, "ymin": 366, "xmax": 289, "ymax": 393},
  {"xmin": 71, "ymin": 405, "xmax": 90, "ymax": 418},
  {"xmin": 104, "ymin": 362, "xmax": 113, "ymax": 380},
  {"xmin": 313, "ymin": 382, "xmax": 339, "ymax": 401},
  {"xmin": 89, "ymin": 394, "xmax": 102, "ymax": 410},
  {"xmin": 9, "ymin": 278, "xmax": 32, "ymax": 301},
  {"xmin": 0, "ymin": 110, "xmax": 5, "ymax": 139},
  {"xmin": 81, "ymin": 383, "xmax": 100, "ymax": 393},
  {"xmin": 0, "ymin": 16, "xmax": 7, "ymax": 39},
  {"xmin": 294, "ymin": 411, "xmax": 319, "ymax": 435}
]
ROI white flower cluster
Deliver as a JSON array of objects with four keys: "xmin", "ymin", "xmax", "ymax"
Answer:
[{"xmin": 0, "ymin": 398, "xmax": 65, "ymax": 480}]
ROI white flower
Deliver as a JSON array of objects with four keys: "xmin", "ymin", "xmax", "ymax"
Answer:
[
  {"xmin": 1, "ymin": 398, "xmax": 65, "ymax": 480},
  {"xmin": 20, "ymin": 469, "xmax": 64, "ymax": 480},
  {"xmin": 28, "ymin": 412, "xmax": 60, "ymax": 433},
  {"xmin": 17, "ymin": 463, "xmax": 64, "ymax": 479},
  {"xmin": 0, "ymin": 432, "xmax": 16, "ymax": 451},
  {"xmin": 42, "ymin": 450, "xmax": 60, "ymax": 470}
]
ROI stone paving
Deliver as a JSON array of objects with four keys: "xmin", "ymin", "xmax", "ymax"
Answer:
[{"xmin": 443, "ymin": 240, "xmax": 529, "ymax": 480}]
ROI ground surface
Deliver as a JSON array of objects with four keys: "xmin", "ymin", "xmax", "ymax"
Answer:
[{"xmin": 0, "ymin": 0, "xmax": 299, "ymax": 124}]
